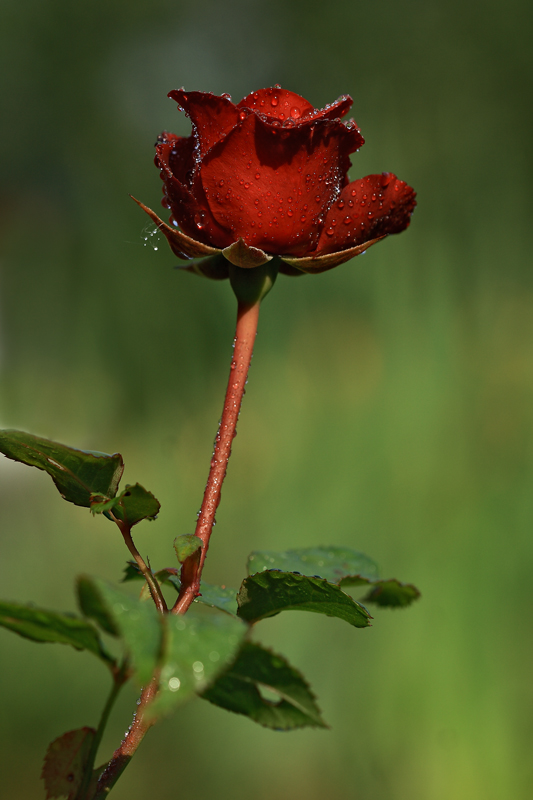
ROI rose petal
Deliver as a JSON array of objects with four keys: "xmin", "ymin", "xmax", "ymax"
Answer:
[
  {"xmin": 155, "ymin": 132, "xmax": 235, "ymax": 249},
  {"xmin": 130, "ymin": 196, "xmax": 221, "ymax": 260},
  {"xmin": 314, "ymin": 173, "xmax": 416, "ymax": 255},
  {"xmin": 199, "ymin": 112, "xmax": 358, "ymax": 256},
  {"xmin": 238, "ymin": 87, "xmax": 315, "ymax": 122},
  {"xmin": 168, "ymin": 90, "xmax": 240, "ymax": 158},
  {"xmin": 281, "ymin": 237, "xmax": 385, "ymax": 274},
  {"xmin": 301, "ymin": 94, "xmax": 354, "ymax": 122}
]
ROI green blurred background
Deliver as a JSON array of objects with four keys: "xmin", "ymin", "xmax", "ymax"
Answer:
[{"xmin": 1, "ymin": 0, "xmax": 532, "ymax": 797}]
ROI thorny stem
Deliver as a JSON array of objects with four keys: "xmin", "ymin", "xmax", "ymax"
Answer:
[
  {"xmin": 91, "ymin": 677, "xmax": 159, "ymax": 799},
  {"xmin": 172, "ymin": 299, "xmax": 261, "ymax": 614},
  {"xmin": 113, "ymin": 516, "xmax": 168, "ymax": 613}
]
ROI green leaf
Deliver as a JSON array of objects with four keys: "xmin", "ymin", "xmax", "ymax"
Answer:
[
  {"xmin": 247, "ymin": 547, "xmax": 420, "ymax": 608},
  {"xmin": 195, "ymin": 583, "xmax": 239, "ymax": 617},
  {"xmin": 122, "ymin": 563, "xmax": 238, "ymax": 616},
  {"xmin": 77, "ymin": 577, "xmax": 162, "ymax": 684},
  {"xmin": 0, "ymin": 600, "xmax": 114, "ymax": 665},
  {"xmin": 362, "ymin": 579, "xmax": 421, "ymax": 607},
  {"xmin": 237, "ymin": 571, "xmax": 371, "ymax": 628},
  {"xmin": 41, "ymin": 727, "xmax": 95, "ymax": 800},
  {"xmin": 0, "ymin": 429, "xmax": 123, "ymax": 508},
  {"xmin": 174, "ymin": 534, "xmax": 202, "ymax": 563},
  {"xmin": 92, "ymin": 483, "xmax": 160, "ymax": 526},
  {"xmin": 247, "ymin": 546, "xmax": 379, "ymax": 584},
  {"xmin": 202, "ymin": 642, "xmax": 327, "ymax": 730},
  {"xmin": 150, "ymin": 607, "xmax": 247, "ymax": 718}
]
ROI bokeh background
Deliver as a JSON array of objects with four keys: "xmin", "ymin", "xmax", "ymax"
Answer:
[{"xmin": 1, "ymin": 1, "xmax": 532, "ymax": 798}]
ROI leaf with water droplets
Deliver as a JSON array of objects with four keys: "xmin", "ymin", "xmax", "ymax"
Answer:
[
  {"xmin": 237, "ymin": 571, "xmax": 371, "ymax": 628},
  {"xmin": 246, "ymin": 546, "xmax": 420, "ymax": 608},
  {"xmin": 42, "ymin": 727, "xmax": 96, "ymax": 800},
  {"xmin": 202, "ymin": 642, "xmax": 327, "ymax": 730},
  {"xmin": 0, "ymin": 600, "xmax": 115, "ymax": 666},
  {"xmin": 149, "ymin": 607, "xmax": 247, "ymax": 718},
  {"xmin": 0, "ymin": 429, "xmax": 123, "ymax": 508}
]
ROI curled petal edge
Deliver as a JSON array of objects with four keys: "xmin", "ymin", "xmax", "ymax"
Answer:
[
  {"xmin": 221, "ymin": 239, "xmax": 272, "ymax": 269},
  {"xmin": 130, "ymin": 196, "xmax": 220, "ymax": 260},
  {"xmin": 280, "ymin": 237, "xmax": 386, "ymax": 275}
]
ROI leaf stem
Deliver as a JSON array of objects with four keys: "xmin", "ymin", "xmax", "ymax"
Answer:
[
  {"xmin": 114, "ymin": 517, "xmax": 168, "ymax": 613},
  {"xmin": 75, "ymin": 665, "xmax": 127, "ymax": 800},
  {"xmin": 172, "ymin": 299, "xmax": 261, "ymax": 614},
  {"xmin": 91, "ymin": 676, "xmax": 159, "ymax": 799}
]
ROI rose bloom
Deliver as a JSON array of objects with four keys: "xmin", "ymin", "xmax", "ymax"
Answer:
[{"xmin": 134, "ymin": 86, "xmax": 416, "ymax": 276}]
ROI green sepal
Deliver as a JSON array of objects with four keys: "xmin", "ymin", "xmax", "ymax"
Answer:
[
  {"xmin": 0, "ymin": 429, "xmax": 123, "ymax": 508},
  {"xmin": 0, "ymin": 600, "xmax": 115, "ymax": 666},
  {"xmin": 77, "ymin": 577, "xmax": 163, "ymax": 684},
  {"xmin": 202, "ymin": 642, "xmax": 327, "ymax": 730},
  {"xmin": 237, "ymin": 571, "xmax": 372, "ymax": 628}
]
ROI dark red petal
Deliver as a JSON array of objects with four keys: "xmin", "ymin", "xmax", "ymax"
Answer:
[
  {"xmin": 164, "ymin": 174, "xmax": 235, "ymax": 249},
  {"xmin": 155, "ymin": 133, "xmax": 195, "ymax": 187},
  {"xmin": 238, "ymin": 87, "xmax": 315, "ymax": 122},
  {"xmin": 314, "ymin": 173, "xmax": 416, "ymax": 255},
  {"xmin": 301, "ymin": 94, "xmax": 353, "ymax": 122},
  {"xmin": 168, "ymin": 90, "xmax": 240, "ymax": 158},
  {"xmin": 199, "ymin": 113, "xmax": 357, "ymax": 257}
]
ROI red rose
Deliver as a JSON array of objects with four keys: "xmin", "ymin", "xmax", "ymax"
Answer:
[{"xmin": 134, "ymin": 86, "xmax": 416, "ymax": 277}]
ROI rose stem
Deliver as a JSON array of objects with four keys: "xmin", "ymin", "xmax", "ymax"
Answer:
[
  {"xmin": 112, "ymin": 516, "xmax": 168, "ymax": 613},
  {"xmin": 172, "ymin": 299, "xmax": 261, "ymax": 615},
  {"xmin": 91, "ymin": 677, "xmax": 159, "ymax": 800}
]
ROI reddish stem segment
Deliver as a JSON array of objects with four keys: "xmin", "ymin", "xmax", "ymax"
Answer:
[
  {"xmin": 172, "ymin": 300, "xmax": 260, "ymax": 614},
  {"xmin": 92, "ymin": 679, "xmax": 158, "ymax": 799}
]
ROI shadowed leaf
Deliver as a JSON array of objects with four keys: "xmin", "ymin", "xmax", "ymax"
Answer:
[
  {"xmin": 91, "ymin": 483, "xmax": 160, "ymax": 526},
  {"xmin": 237, "ymin": 571, "xmax": 371, "ymax": 628},
  {"xmin": 41, "ymin": 727, "xmax": 95, "ymax": 799},
  {"xmin": 174, "ymin": 534, "xmax": 202, "ymax": 563},
  {"xmin": 247, "ymin": 546, "xmax": 379, "ymax": 583},
  {"xmin": 77, "ymin": 577, "xmax": 162, "ymax": 683},
  {"xmin": 0, "ymin": 429, "xmax": 123, "ymax": 508},
  {"xmin": 0, "ymin": 600, "xmax": 114, "ymax": 665},
  {"xmin": 202, "ymin": 642, "xmax": 327, "ymax": 730}
]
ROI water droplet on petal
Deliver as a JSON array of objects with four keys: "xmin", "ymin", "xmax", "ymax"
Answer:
[
  {"xmin": 271, "ymin": 96, "xmax": 279, "ymax": 107},
  {"xmin": 255, "ymin": 172, "xmax": 260, "ymax": 179},
  {"xmin": 290, "ymin": 107, "xmax": 301, "ymax": 119},
  {"xmin": 239, "ymin": 110, "xmax": 246, "ymax": 121},
  {"xmin": 381, "ymin": 172, "xmax": 393, "ymax": 187},
  {"xmin": 325, "ymin": 227, "xmax": 335, "ymax": 237},
  {"xmin": 344, "ymin": 216, "xmax": 351, "ymax": 224}
]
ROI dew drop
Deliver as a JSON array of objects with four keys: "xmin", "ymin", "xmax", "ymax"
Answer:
[
  {"xmin": 381, "ymin": 171, "xmax": 393, "ymax": 187},
  {"xmin": 239, "ymin": 110, "xmax": 246, "ymax": 121},
  {"xmin": 300, "ymin": 214, "xmax": 307, "ymax": 222},
  {"xmin": 337, "ymin": 199, "xmax": 345, "ymax": 209},
  {"xmin": 271, "ymin": 96, "xmax": 279, "ymax": 107},
  {"xmin": 315, "ymin": 195, "xmax": 321, "ymax": 203},
  {"xmin": 287, "ymin": 208, "xmax": 294, "ymax": 217},
  {"xmin": 344, "ymin": 215, "xmax": 352, "ymax": 224},
  {"xmin": 255, "ymin": 172, "xmax": 260, "ymax": 179},
  {"xmin": 325, "ymin": 227, "xmax": 335, "ymax": 237}
]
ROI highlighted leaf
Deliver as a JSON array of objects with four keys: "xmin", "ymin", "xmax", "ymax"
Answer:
[
  {"xmin": 150, "ymin": 607, "xmax": 247, "ymax": 718},
  {"xmin": 0, "ymin": 600, "xmax": 114, "ymax": 666},
  {"xmin": 41, "ymin": 727, "xmax": 95, "ymax": 799},
  {"xmin": 237, "ymin": 571, "xmax": 371, "ymax": 628},
  {"xmin": 91, "ymin": 483, "xmax": 160, "ymax": 526},
  {"xmin": 77, "ymin": 577, "xmax": 162, "ymax": 684},
  {"xmin": 202, "ymin": 642, "xmax": 327, "ymax": 730},
  {"xmin": 0, "ymin": 429, "xmax": 123, "ymax": 508}
]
